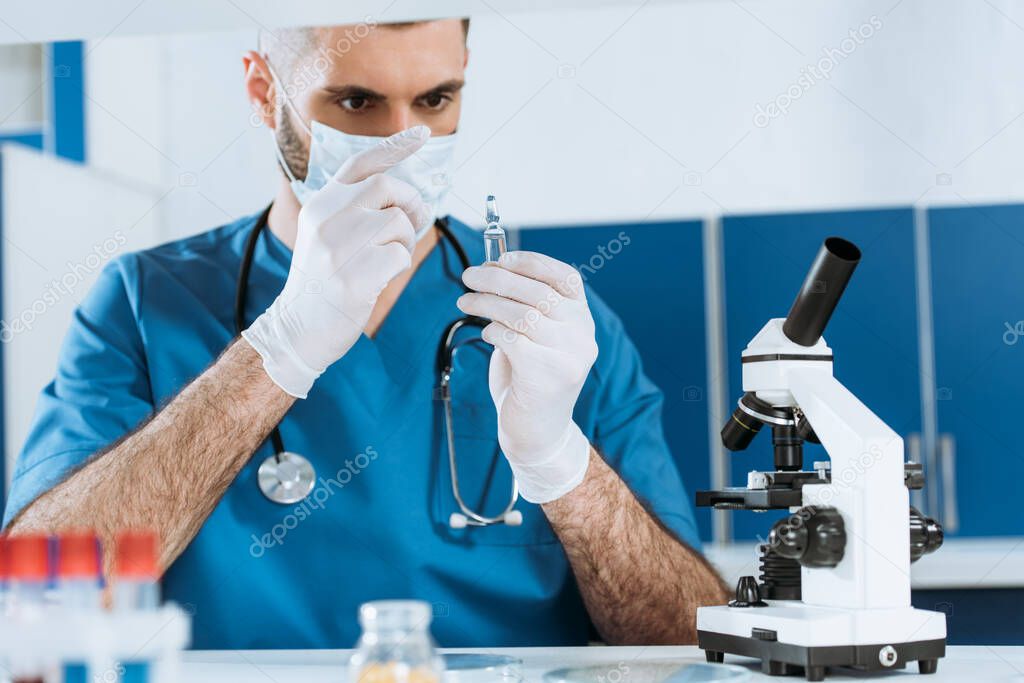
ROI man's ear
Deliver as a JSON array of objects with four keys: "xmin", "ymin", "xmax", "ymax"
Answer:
[
  {"xmin": 243, "ymin": 50, "xmax": 277, "ymax": 130},
  {"xmin": 464, "ymin": 47, "xmax": 470, "ymax": 70}
]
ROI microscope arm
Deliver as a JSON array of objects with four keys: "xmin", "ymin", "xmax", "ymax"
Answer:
[{"xmin": 785, "ymin": 366, "xmax": 912, "ymax": 609}]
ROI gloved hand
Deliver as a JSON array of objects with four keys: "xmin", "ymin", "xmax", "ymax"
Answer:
[
  {"xmin": 243, "ymin": 126, "xmax": 433, "ymax": 398},
  {"xmin": 457, "ymin": 252, "xmax": 598, "ymax": 503}
]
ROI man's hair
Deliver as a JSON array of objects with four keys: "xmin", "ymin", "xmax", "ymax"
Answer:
[{"xmin": 259, "ymin": 19, "xmax": 470, "ymax": 86}]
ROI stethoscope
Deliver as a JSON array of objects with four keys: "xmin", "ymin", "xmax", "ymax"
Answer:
[
  {"xmin": 238, "ymin": 205, "xmax": 522, "ymax": 528},
  {"xmin": 237, "ymin": 206, "xmax": 318, "ymax": 505},
  {"xmin": 437, "ymin": 318, "xmax": 522, "ymax": 529}
]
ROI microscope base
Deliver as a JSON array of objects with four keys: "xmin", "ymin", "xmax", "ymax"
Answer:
[{"xmin": 696, "ymin": 603, "xmax": 946, "ymax": 681}]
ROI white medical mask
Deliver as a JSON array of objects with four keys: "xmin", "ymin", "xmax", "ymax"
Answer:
[{"xmin": 269, "ymin": 75, "xmax": 458, "ymax": 237}]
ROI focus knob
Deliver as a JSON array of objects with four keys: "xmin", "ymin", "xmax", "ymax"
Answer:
[
  {"xmin": 909, "ymin": 507, "xmax": 943, "ymax": 562},
  {"xmin": 768, "ymin": 506, "xmax": 846, "ymax": 569}
]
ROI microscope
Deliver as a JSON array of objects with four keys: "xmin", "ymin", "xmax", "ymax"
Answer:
[{"xmin": 696, "ymin": 238, "xmax": 946, "ymax": 681}]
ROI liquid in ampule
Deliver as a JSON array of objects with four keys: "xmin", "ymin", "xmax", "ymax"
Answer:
[
  {"xmin": 483, "ymin": 195, "xmax": 507, "ymax": 263},
  {"xmin": 484, "ymin": 226, "xmax": 506, "ymax": 263}
]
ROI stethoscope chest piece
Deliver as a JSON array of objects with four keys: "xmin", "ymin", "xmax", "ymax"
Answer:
[{"xmin": 258, "ymin": 451, "xmax": 317, "ymax": 505}]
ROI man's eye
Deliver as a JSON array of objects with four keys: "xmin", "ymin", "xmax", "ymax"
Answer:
[
  {"xmin": 339, "ymin": 96, "xmax": 370, "ymax": 112},
  {"xmin": 420, "ymin": 93, "xmax": 452, "ymax": 110}
]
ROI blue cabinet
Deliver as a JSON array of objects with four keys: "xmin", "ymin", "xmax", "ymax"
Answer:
[
  {"xmin": 514, "ymin": 205, "xmax": 1024, "ymax": 544},
  {"xmin": 721, "ymin": 209, "xmax": 921, "ymax": 540},
  {"xmin": 929, "ymin": 204, "xmax": 1024, "ymax": 536},
  {"xmin": 517, "ymin": 221, "xmax": 712, "ymax": 540}
]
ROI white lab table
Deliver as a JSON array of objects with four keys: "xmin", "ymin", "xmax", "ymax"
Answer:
[
  {"xmin": 181, "ymin": 645, "xmax": 1024, "ymax": 682},
  {"xmin": 178, "ymin": 539, "xmax": 1024, "ymax": 681}
]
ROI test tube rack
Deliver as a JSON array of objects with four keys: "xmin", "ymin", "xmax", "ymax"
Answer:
[{"xmin": 0, "ymin": 603, "xmax": 190, "ymax": 683}]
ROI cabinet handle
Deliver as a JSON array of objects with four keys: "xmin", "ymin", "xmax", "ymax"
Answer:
[{"xmin": 939, "ymin": 433, "xmax": 958, "ymax": 533}]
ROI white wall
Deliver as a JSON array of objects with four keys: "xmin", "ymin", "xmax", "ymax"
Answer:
[
  {"xmin": 84, "ymin": 32, "xmax": 278, "ymax": 240},
  {"xmin": 0, "ymin": 0, "xmax": 681, "ymax": 46},
  {"xmin": 1, "ymin": 145, "xmax": 163, "ymax": 483},
  {"xmin": 0, "ymin": 44, "xmax": 44, "ymax": 131},
  {"xmin": 82, "ymin": 0, "xmax": 1024, "ymax": 243},
  {"xmin": 7, "ymin": 0, "xmax": 1024, "ymax": 479}
]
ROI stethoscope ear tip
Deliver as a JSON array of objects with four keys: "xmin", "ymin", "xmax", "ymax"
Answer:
[
  {"xmin": 448, "ymin": 512, "xmax": 469, "ymax": 529},
  {"xmin": 503, "ymin": 510, "xmax": 523, "ymax": 527}
]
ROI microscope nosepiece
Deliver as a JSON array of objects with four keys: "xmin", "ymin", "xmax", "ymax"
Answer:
[{"xmin": 721, "ymin": 392, "xmax": 796, "ymax": 452}]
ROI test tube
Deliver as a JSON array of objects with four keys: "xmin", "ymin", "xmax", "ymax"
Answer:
[
  {"xmin": 7, "ymin": 535, "xmax": 49, "ymax": 614},
  {"xmin": 7, "ymin": 535, "xmax": 50, "ymax": 683},
  {"xmin": 57, "ymin": 532, "xmax": 102, "ymax": 609},
  {"xmin": 57, "ymin": 535, "xmax": 100, "ymax": 683},
  {"xmin": 0, "ymin": 534, "xmax": 8, "ymax": 613},
  {"xmin": 114, "ymin": 532, "xmax": 160, "ymax": 683},
  {"xmin": 483, "ymin": 195, "xmax": 507, "ymax": 264},
  {"xmin": 113, "ymin": 531, "xmax": 159, "ymax": 611}
]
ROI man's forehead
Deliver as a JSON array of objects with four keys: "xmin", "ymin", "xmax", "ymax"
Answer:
[
  {"xmin": 319, "ymin": 23, "xmax": 465, "ymax": 91},
  {"xmin": 264, "ymin": 20, "xmax": 465, "ymax": 89},
  {"xmin": 320, "ymin": 18, "xmax": 466, "ymax": 50}
]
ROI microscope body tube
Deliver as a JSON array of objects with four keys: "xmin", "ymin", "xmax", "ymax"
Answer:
[{"xmin": 782, "ymin": 237, "xmax": 861, "ymax": 346}]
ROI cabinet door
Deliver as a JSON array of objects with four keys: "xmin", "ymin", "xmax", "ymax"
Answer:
[
  {"xmin": 929, "ymin": 204, "xmax": 1024, "ymax": 536},
  {"xmin": 518, "ymin": 221, "xmax": 712, "ymax": 540},
  {"xmin": 722, "ymin": 209, "xmax": 920, "ymax": 541}
]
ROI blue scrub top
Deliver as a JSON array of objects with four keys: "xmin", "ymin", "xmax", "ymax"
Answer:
[{"xmin": 4, "ymin": 211, "xmax": 700, "ymax": 649}]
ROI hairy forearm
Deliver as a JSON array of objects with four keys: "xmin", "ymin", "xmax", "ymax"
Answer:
[
  {"xmin": 7, "ymin": 339, "xmax": 293, "ymax": 577},
  {"xmin": 543, "ymin": 449, "xmax": 729, "ymax": 644}
]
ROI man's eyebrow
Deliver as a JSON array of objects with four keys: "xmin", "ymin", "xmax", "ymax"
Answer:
[
  {"xmin": 322, "ymin": 85, "xmax": 386, "ymax": 100},
  {"xmin": 321, "ymin": 80, "xmax": 464, "ymax": 101},
  {"xmin": 415, "ymin": 79, "xmax": 465, "ymax": 98}
]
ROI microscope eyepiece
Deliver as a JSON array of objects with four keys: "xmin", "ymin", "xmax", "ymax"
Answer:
[{"xmin": 782, "ymin": 237, "xmax": 861, "ymax": 346}]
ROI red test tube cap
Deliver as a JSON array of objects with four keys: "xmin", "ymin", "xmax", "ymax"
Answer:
[
  {"xmin": 0, "ymin": 535, "xmax": 8, "ymax": 581},
  {"xmin": 7, "ymin": 534, "xmax": 50, "ymax": 582},
  {"xmin": 57, "ymin": 532, "xmax": 100, "ymax": 579},
  {"xmin": 115, "ymin": 530, "xmax": 158, "ymax": 579}
]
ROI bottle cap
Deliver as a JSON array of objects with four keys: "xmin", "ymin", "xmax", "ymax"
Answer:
[
  {"xmin": 8, "ymin": 535, "xmax": 50, "ymax": 582},
  {"xmin": 57, "ymin": 532, "xmax": 100, "ymax": 579},
  {"xmin": 358, "ymin": 600, "xmax": 433, "ymax": 631},
  {"xmin": 115, "ymin": 530, "xmax": 158, "ymax": 579}
]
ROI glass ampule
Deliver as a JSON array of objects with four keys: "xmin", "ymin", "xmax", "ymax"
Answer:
[
  {"xmin": 483, "ymin": 195, "xmax": 507, "ymax": 264},
  {"xmin": 349, "ymin": 601, "xmax": 444, "ymax": 683}
]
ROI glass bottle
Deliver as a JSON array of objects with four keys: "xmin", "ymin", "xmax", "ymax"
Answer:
[{"xmin": 349, "ymin": 601, "xmax": 444, "ymax": 683}]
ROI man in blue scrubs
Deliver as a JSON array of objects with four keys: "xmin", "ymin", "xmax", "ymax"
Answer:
[{"xmin": 4, "ymin": 19, "xmax": 726, "ymax": 648}]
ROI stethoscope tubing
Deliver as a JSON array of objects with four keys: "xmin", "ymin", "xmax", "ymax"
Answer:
[{"xmin": 237, "ymin": 206, "xmax": 519, "ymax": 524}]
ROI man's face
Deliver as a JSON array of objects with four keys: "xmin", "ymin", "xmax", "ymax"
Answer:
[{"xmin": 248, "ymin": 20, "xmax": 467, "ymax": 181}]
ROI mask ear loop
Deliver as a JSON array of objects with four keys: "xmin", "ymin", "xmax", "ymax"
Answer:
[{"xmin": 263, "ymin": 57, "xmax": 313, "ymax": 185}]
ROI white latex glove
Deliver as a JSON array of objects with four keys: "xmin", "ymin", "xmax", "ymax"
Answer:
[
  {"xmin": 457, "ymin": 251, "xmax": 598, "ymax": 503},
  {"xmin": 243, "ymin": 126, "xmax": 433, "ymax": 398}
]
